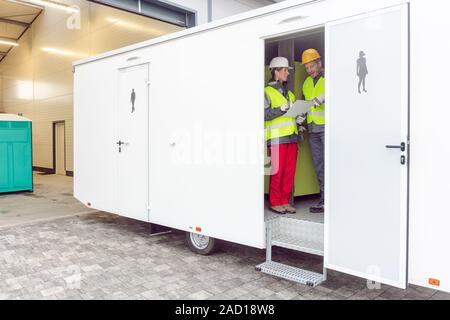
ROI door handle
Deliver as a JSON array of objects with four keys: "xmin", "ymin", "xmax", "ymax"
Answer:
[
  {"xmin": 127, "ymin": 56, "xmax": 140, "ymax": 62},
  {"xmin": 116, "ymin": 140, "xmax": 123, "ymax": 153},
  {"xmin": 116, "ymin": 140, "xmax": 128, "ymax": 152},
  {"xmin": 278, "ymin": 15, "xmax": 309, "ymax": 24},
  {"xmin": 385, "ymin": 142, "xmax": 406, "ymax": 152}
]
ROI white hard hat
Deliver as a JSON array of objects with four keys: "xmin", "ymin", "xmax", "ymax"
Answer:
[{"xmin": 269, "ymin": 57, "xmax": 293, "ymax": 70}]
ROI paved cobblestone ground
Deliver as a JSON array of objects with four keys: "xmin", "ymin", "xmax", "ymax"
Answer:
[{"xmin": 0, "ymin": 212, "xmax": 449, "ymax": 300}]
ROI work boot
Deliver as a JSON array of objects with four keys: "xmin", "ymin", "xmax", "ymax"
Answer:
[
  {"xmin": 310, "ymin": 198, "xmax": 324, "ymax": 213},
  {"xmin": 283, "ymin": 204, "xmax": 297, "ymax": 214},
  {"xmin": 270, "ymin": 206, "xmax": 287, "ymax": 215}
]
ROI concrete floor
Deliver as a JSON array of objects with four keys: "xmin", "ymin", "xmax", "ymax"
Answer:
[
  {"xmin": 0, "ymin": 173, "xmax": 449, "ymax": 300},
  {"xmin": 0, "ymin": 172, "xmax": 96, "ymax": 228}
]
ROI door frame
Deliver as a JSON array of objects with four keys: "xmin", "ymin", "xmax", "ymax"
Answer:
[
  {"xmin": 115, "ymin": 58, "xmax": 151, "ymax": 221},
  {"xmin": 260, "ymin": 25, "xmax": 327, "ymax": 249},
  {"xmin": 323, "ymin": 4, "xmax": 411, "ymax": 288},
  {"xmin": 52, "ymin": 120, "xmax": 66, "ymax": 176}
]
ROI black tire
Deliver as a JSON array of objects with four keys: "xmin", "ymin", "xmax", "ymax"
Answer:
[{"xmin": 185, "ymin": 232, "xmax": 217, "ymax": 255}]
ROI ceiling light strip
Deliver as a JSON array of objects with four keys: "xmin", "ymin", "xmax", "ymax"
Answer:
[
  {"xmin": 7, "ymin": 0, "xmax": 79, "ymax": 13},
  {"xmin": 0, "ymin": 37, "xmax": 19, "ymax": 47}
]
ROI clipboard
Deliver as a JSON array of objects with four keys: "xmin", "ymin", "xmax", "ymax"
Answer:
[{"xmin": 284, "ymin": 100, "xmax": 313, "ymax": 118}]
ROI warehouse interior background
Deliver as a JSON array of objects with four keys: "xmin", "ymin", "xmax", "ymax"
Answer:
[{"xmin": 0, "ymin": 0, "xmax": 283, "ymax": 176}]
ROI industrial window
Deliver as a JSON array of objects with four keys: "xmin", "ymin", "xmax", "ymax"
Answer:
[{"xmin": 88, "ymin": 0, "xmax": 197, "ymax": 28}]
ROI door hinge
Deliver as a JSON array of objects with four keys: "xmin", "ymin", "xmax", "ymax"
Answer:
[
  {"xmin": 146, "ymin": 80, "xmax": 150, "ymax": 86},
  {"xmin": 146, "ymin": 203, "xmax": 151, "ymax": 211}
]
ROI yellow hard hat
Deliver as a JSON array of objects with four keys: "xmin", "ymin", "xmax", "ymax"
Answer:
[{"xmin": 301, "ymin": 48, "xmax": 321, "ymax": 65}]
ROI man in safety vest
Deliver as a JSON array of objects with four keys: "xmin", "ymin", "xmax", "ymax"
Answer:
[
  {"xmin": 301, "ymin": 48, "xmax": 325, "ymax": 213},
  {"xmin": 265, "ymin": 57, "xmax": 304, "ymax": 215}
]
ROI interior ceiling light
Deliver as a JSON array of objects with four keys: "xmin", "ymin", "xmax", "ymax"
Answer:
[
  {"xmin": 41, "ymin": 47, "xmax": 84, "ymax": 58},
  {"xmin": 0, "ymin": 37, "xmax": 19, "ymax": 47},
  {"xmin": 106, "ymin": 17, "xmax": 161, "ymax": 36},
  {"xmin": 7, "ymin": 0, "xmax": 79, "ymax": 13},
  {"xmin": 6, "ymin": 0, "xmax": 42, "ymax": 9}
]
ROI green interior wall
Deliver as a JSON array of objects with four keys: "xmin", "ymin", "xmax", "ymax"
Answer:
[
  {"xmin": 0, "ymin": 121, "xmax": 33, "ymax": 193},
  {"xmin": 264, "ymin": 63, "xmax": 320, "ymax": 197}
]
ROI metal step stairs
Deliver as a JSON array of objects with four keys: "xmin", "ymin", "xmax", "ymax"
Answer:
[{"xmin": 256, "ymin": 217, "xmax": 326, "ymax": 287}]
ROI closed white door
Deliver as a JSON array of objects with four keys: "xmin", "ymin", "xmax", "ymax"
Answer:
[
  {"xmin": 55, "ymin": 122, "xmax": 65, "ymax": 175},
  {"xmin": 117, "ymin": 63, "xmax": 150, "ymax": 222},
  {"xmin": 325, "ymin": 5, "xmax": 409, "ymax": 288}
]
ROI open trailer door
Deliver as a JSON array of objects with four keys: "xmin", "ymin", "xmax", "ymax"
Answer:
[{"xmin": 325, "ymin": 4, "xmax": 409, "ymax": 289}]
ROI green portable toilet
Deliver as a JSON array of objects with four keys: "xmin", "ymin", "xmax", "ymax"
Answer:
[{"xmin": 0, "ymin": 114, "xmax": 33, "ymax": 193}]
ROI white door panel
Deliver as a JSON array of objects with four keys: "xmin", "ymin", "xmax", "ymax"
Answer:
[
  {"xmin": 117, "ymin": 63, "xmax": 150, "ymax": 222},
  {"xmin": 325, "ymin": 5, "xmax": 409, "ymax": 288}
]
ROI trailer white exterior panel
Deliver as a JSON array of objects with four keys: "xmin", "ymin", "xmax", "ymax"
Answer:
[
  {"xmin": 144, "ymin": 23, "xmax": 266, "ymax": 248},
  {"xmin": 408, "ymin": 0, "xmax": 450, "ymax": 293}
]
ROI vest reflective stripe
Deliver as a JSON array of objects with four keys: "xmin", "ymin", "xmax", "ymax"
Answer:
[
  {"xmin": 310, "ymin": 111, "xmax": 325, "ymax": 117},
  {"xmin": 264, "ymin": 86, "xmax": 297, "ymax": 141},
  {"xmin": 303, "ymin": 76, "xmax": 325, "ymax": 125},
  {"xmin": 265, "ymin": 120, "xmax": 297, "ymax": 132}
]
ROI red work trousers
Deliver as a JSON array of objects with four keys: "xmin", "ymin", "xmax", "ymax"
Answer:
[{"xmin": 269, "ymin": 143, "xmax": 298, "ymax": 207}]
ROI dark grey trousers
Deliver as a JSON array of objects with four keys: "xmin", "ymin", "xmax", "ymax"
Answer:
[
  {"xmin": 288, "ymin": 132, "xmax": 325, "ymax": 205},
  {"xmin": 310, "ymin": 132, "xmax": 325, "ymax": 199}
]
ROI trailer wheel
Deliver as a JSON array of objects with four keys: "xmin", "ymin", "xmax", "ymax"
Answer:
[{"xmin": 186, "ymin": 232, "xmax": 216, "ymax": 255}]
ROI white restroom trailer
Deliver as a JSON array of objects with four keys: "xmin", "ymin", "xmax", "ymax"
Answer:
[{"xmin": 73, "ymin": 0, "xmax": 450, "ymax": 293}]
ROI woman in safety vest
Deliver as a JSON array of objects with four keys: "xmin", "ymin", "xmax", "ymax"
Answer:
[{"xmin": 264, "ymin": 57, "xmax": 304, "ymax": 215}]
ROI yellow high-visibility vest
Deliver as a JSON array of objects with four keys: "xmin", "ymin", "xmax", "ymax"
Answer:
[
  {"xmin": 264, "ymin": 86, "xmax": 297, "ymax": 141},
  {"xmin": 303, "ymin": 76, "xmax": 325, "ymax": 125}
]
